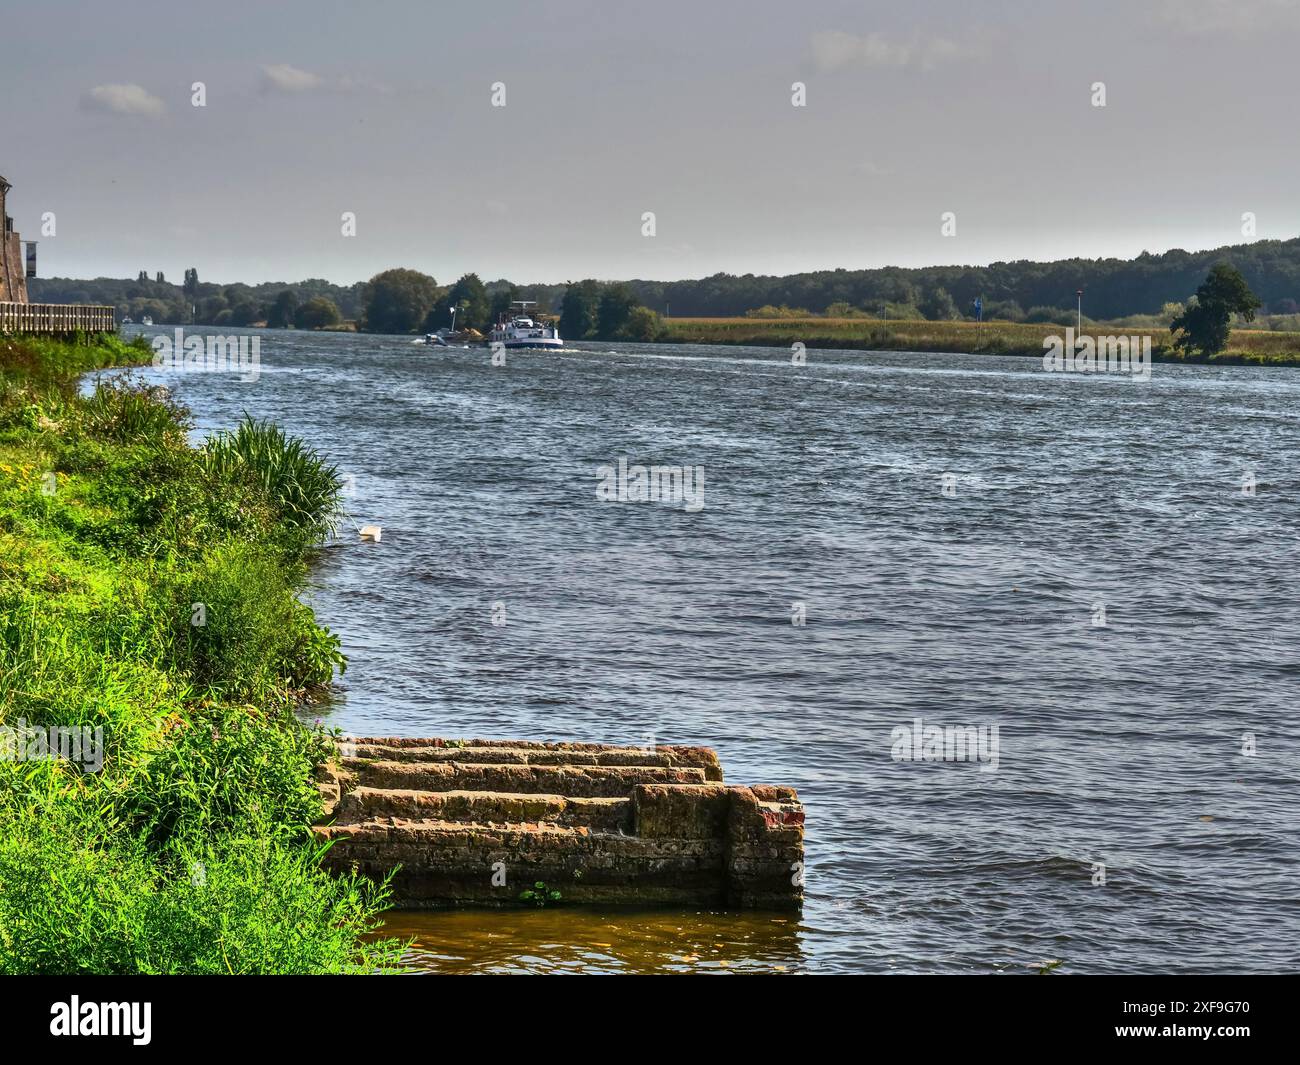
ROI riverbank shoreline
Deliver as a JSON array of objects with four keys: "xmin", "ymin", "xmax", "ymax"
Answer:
[
  {"xmin": 656, "ymin": 317, "xmax": 1300, "ymax": 367},
  {"xmin": 0, "ymin": 333, "xmax": 399, "ymax": 974}
]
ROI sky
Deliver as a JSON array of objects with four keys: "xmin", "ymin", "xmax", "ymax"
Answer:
[{"xmin": 1, "ymin": 0, "xmax": 1298, "ymax": 286}]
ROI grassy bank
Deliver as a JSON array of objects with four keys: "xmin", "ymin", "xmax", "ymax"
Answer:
[
  {"xmin": 0, "ymin": 333, "xmax": 400, "ymax": 974},
  {"xmin": 659, "ymin": 316, "xmax": 1300, "ymax": 366}
]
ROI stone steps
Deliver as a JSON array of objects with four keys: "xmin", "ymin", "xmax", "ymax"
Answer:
[
  {"xmin": 337, "ymin": 787, "xmax": 632, "ymax": 831},
  {"xmin": 339, "ymin": 758, "xmax": 712, "ymax": 797},
  {"xmin": 347, "ymin": 741, "xmax": 720, "ymax": 773},
  {"xmin": 314, "ymin": 736, "xmax": 803, "ymax": 909}
]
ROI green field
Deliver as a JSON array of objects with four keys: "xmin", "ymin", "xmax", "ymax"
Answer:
[{"xmin": 659, "ymin": 316, "xmax": 1300, "ymax": 366}]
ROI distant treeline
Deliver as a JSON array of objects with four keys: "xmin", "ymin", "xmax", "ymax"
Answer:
[
  {"xmin": 621, "ymin": 237, "xmax": 1300, "ymax": 322},
  {"xmin": 28, "ymin": 274, "xmax": 366, "ymax": 329},
  {"xmin": 28, "ymin": 235, "xmax": 1300, "ymax": 330}
]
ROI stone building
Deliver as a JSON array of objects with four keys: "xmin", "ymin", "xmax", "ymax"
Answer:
[{"xmin": 0, "ymin": 174, "xmax": 30, "ymax": 304}]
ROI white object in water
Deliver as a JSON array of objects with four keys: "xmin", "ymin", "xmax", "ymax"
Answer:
[{"xmin": 359, "ymin": 525, "xmax": 383, "ymax": 543}]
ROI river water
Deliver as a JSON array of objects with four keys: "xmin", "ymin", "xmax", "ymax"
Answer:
[{"xmin": 115, "ymin": 325, "xmax": 1300, "ymax": 974}]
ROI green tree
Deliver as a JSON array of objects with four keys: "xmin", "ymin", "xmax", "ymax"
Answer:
[
  {"xmin": 488, "ymin": 283, "xmax": 521, "ymax": 327},
  {"xmin": 131, "ymin": 297, "xmax": 172, "ymax": 324},
  {"xmin": 1171, "ymin": 264, "xmax": 1261, "ymax": 357},
  {"xmin": 182, "ymin": 268, "xmax": 200, "ymax": 322},
  {"xmin": 622, "ymin": 305, "xmax": 663, "ymax": 341},
  {"xmin": 879, "ymin": 276, "xmax": 919, "ymax": 306},
  {"xmin": 559, "ymin": 279, "xmax": 601, "ymax": 341},
  {"xmin": 597, "ymin": 282, "xmax": 638, "ymax": 339},
  {"xmin": 195, "ymin": 294, "xmax": 229, "ymax": 324},
  {"xmin": 229, "ymin": 300, "xmax": 263, "ymax": 327},
  {"xmin": 362, "ymin": 268, "xmax": 439, "ymax": 334},
  {"xmin": 296, "ymin": 296, "xmax": 342, "ymax": 330},
  {"xmin": 1024, "ymin": 305, "xmax": 1074, "ymax": 325},
  {"xmin": 1159, "ymin": 301, "xmax": 1184, "ymax": 325},
  {"xmin": 985, "ymin": 299, "xmax": 1025, "ymax": 322},
  {"xmin": 920, "ymin": 287, "xmax": 959, "ymax": 321},
  {"xmin": 267, "ymin": 289, "xmax": 299, "ymax": 328},
  {"xmin": 443, "ymin": 273, "xmax": 490, "ymax": 331},
  {"xmin": 824, "ymin": 301, "xmax": 867, "ymax": 318}
]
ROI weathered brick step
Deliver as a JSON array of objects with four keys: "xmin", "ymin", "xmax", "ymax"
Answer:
[
  {"xmin": 316, "ymin": 818, "xmax": 620, "ymax": 845},
  {"xmin": 348, "ymin": 742, "xmax": 718, "ymax": 774},
  {"xmin": 314, "ymin": 737, "xmax": 804, "ymax": 909},
  {"xmin": 341, "ymin": 758, "xmax": 711, "ymax": 797},
  {"xmin": 336, "ymin": 787, "xmax": 631, "ymax": 831},
  {"xmin": 316, "ymin": 819, "xmax": 678, "ymax": 876},
  {"xmin": 352, "ymin": 736, "xmax": 717, "ymax": 759},
  {"xmin": 315, "ymin": 817, "xmax": 729, "ymax": 906}
]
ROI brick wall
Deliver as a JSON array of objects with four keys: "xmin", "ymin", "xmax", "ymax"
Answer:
[{"xmin": 0, "ymin": 228, "xmax": 29, "ymax": 303}]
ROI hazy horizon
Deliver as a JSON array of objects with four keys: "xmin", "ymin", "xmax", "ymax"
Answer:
[
  {"xmin": 25, "ymin": 229, "xmax": 1300, "ymax": 292},
  {"xmin": 4, "ymin": 0, "xmax": 1299, "ymax": 286}
]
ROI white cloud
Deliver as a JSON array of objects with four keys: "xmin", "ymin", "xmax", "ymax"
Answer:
[
  {"xmin": 810, "ymin": 30, "xmax": 985, "ymax": 72},
  {"xmin": 261, "ymin": 64, "xmax": 390, "ymax": 95},
  {"xmin": 811, "ymin": 30, "xmax": 906, "ymax": 70},
  {"xmin": 80, "ymin": 83, "xmax": 165, "ymax": 117},
  {"xmin": 260, "ymin": 64, "xmax": 324, "ymax": 93}
]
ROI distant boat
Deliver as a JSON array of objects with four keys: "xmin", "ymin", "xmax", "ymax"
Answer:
[
  {"xmin": 417, "ymin": 330, "xmax": 471, "ymax": 348},
  {"xmin": 490, "ymin": 301, "xmax": 563, "ymax": 350},
  {"xmin": 121, "ymin": 316, "xmax": 133, "ymax": 324},
  {"xmin": 140, "ymin": 315, "xmax": 153, "ymax": 326}
]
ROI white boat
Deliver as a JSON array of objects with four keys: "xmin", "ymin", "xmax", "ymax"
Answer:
[
  {"xmin": 490, "ymin": 301, "xmax": 563, "ymax": 350},
  {"xmin": 417, "ymin": 331, "xmax": 469, "ymax": 348},
  {"xmin": 140, "ymin": 315, "xmax": 153, "ymax": 326}
]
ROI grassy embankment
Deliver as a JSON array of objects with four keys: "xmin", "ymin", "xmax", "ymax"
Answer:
[
  {"xmin": 0, "ymin": 333, "xmax": 400, "ymax": 974},
  {"xmin": 659, "ymin": 316, "xmax": 1300, "ymax": 366}
]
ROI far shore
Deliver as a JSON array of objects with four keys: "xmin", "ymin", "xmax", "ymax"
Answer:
[{"xmin": 655, "ymin": 316, "xmax": 1300, "ymax": 368}]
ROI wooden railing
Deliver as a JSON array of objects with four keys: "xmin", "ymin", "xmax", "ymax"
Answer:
[{"xmin": 0, "ymin": 302, "xmax": 116, "ymax": 335}]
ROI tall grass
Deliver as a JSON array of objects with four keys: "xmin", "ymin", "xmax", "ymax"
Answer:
[
  {"xmin": 80, "ymin": 379, "xmax": 191, "ymax": 443},
  {"xmin": 202, "ymin": 417, "xmax": 344, "ymax": 547},
  {"xmin": 0, "ymin": 802, "xmax": 400, "ymax": 975},
  {"xmin": 0, "ymin": 334, "xmax": 395, "ymax": 974}
]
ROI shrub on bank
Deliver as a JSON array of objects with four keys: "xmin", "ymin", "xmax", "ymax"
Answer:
[
  {"xmin": 202, "ymin": 416, "xmax": 344, "ymax": 551},
  {"xmin": 160, "ymin": 541, "xmax": 343, "ymax": 700}
]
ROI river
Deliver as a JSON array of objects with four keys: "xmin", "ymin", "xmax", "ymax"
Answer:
[{"xmin": 112, "ymin": 325, "xmax": 1300, "ymax": 974}]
